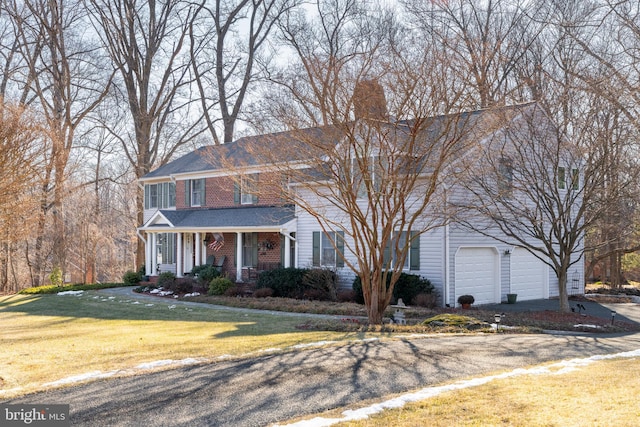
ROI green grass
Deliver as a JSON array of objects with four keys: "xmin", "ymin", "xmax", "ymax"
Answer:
[
  {"xmin": 0, "ymin": 291, "xmax": 364, "ymax": 398},
  {"xmin": 18, "ymin": 282, "xmax": 133, "ymax": 294}
]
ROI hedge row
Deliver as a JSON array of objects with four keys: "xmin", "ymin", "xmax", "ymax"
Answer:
[
  {"xmin": 352, "ymin": 272, "xmax": 435, "ymax": 306},
  {"xmin": 19, "ymin": 282, "xmax": 132, "ymax": 295}
]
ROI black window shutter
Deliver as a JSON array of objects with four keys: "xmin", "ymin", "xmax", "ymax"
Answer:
[
  {"xmin": 184, "ymin": 180, "xmax": 191, "ymax": 206},
  {"xmin": 312, "ymin": 232, "xmax": 320, "ymax": 266}
]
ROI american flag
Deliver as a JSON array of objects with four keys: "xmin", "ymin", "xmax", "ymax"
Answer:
[{"xmin": 208, "ymin": 239, "xmax": 224, "ymax": 251}]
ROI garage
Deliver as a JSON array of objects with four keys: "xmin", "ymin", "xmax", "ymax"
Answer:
[
  {"xmin": 454, "ymin": 247, "xmax": 500, "ymax": 305},
  {"xmin": 510, "ymin": 248, "xmax": 547, "ymax": 300}
]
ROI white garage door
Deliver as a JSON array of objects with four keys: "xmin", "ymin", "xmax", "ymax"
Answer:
[
  {"xmin": 510, "ymin": 248, "xmax": 547, "ymax": 300},
  {"xmin": 455, "ymin": 247, "xmax": 499, "ymax": 305}
]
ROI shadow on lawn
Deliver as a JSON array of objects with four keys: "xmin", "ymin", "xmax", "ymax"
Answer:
[
  {"xmin": 0, "ymin": 291, "xmax": 307, "ymax": 331},
  {"xmin": 6, "ymin": 330, "xmax": 640, "ymax": 427}
]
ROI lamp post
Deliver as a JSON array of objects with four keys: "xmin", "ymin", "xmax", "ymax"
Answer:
[
  {"xmin": 494, "ymin": 313, "xmax": 502, "ymax": 332},
  {"xmin": 611, "ymin": 311, "xmax": 616, "ymax": 325}
]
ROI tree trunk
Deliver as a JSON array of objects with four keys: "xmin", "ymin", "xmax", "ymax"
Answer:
[
  {"xmin": 557, "ymin": 268, "xmax": 570, "ymax": 313},
  {"xmin": 136, "ymin": 187, "xmax": 146, "ymax": 271}
]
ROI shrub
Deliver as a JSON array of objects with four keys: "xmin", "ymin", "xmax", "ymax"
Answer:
[
  {"xmin": 19, "ymin": 282, "xmax": 137, "ymax": 295},
  {"xmin": 393, "ymin": 274, "xmax": 434, "ymax": 305},
  {"xmin": 157, "ymin": 272, "xmax": 176, "ymax": 289},
  {"xmin": 352, "ymin": 272, "xmax": 435, "ymax": 305},
  {"xmin": 302, "ymin": 268, "xmax": 338, "ymax": 301},
  {"xmin": 256, "ymin": 267, "xmax": 308, "ymax": 298},
  {"xmin": 164, "ymin": 278, "xmax": 194, "ymax": 294},
  {"xmin": 123, "ymin": 270, "xmax": 142, "ymax": 286},
  {"xmin": 49, "ymin": 266, "xmax": 63, "ymax": 287},
  {"xmin": 303, "ymin": 289, "xmax": 325, "ymax": 300},
  {"xmin": 224, "ymin": 286, "xmax": 244, "ymax": 297},
  {"xmin": 337, "ymin": 289, "xmax": 356, "ymax": 303},
  {"xmin": 208, "ymin": 277, "xmax": 235, "ymax": 295},
  {"xmin": 190, "ymin": 265, "xmax": 221, "ymax": 285},
  {"xmin": 414, "ymin": 292, "xmax": 439, "ymax": 308},
  {"xmin": 457, "ymin": 294, "xmax": 475, "ymax": 305},
  {"xmin": 253, "ymin": 287, "xmax": 274, "ymax": 298}
]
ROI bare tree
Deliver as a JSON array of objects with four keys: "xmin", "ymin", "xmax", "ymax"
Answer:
[
  {"xmin": 87, "ymin": 0, "xmax": 205, "ymax": 269},
  {"xmin": 561, "ymin": 0, "xmax": 640, "ymax": 284},
  {"xmin": 6, "ymin": 0, "xmax": 112, "ymax": 285},
  {"xmin": 268, "ymin": 0, "xmax": 394, "ymax": 128},
  {"xmin": 404, "ymin": 0, "xmax": 546, "ymax": 109},
  {"xmin": 190, "ymin": 0, "xmax": 297, "ymax": 144},
  {"xmin": 0, "ymin": 100, "xmax": 45, "ymax": 293},
  {"xmin": 453, "ymin": 103, "xmax": 634, "ymax": 312},
  {"xmin": 245, "ymin": 3, "xmax": 473, "ymax": 322}
]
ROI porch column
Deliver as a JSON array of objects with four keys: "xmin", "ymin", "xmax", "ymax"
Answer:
[
  {"xmin": 151, "ymin": 233, "xmax": 158, "ymax": 275},
  {"xmin": 195, "ymin": 232, "xmax": 202, "ymax": 267},
  {"xmin": 284, "ymin": 234, "xmax": 291, "ymax": 268},
  {"xmin": 236, "ymin": 232, "xmax": 243, "ymax": 282},
  {"xmin": 202, "ymin": 235, "xmax": 207, "ymax": 265},
  {"xmin": 145, "ymin": 232, "xmax": 152, "ymax": 276},
  {"xmin": 176, "ymin": 233, "xmax": 183, "ymax": 277}
]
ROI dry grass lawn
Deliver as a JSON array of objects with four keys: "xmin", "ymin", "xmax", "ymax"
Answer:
[
  {"xmin": 0, "ymin": 291, "xmax": 363, "ymax": 398},
  {"xmin": 334, "ymin": 358, "xmax": 640, "ymax": 427}
]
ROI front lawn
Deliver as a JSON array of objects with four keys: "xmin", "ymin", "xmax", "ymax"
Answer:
[{"xmin": 0, "ymin": 291, "xmax": 364, "ymax": 398}]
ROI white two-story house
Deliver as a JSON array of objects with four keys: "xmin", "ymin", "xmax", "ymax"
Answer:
[{"xmin": 138, "ymin": 102, "xmax": 584, "ymax": 307}]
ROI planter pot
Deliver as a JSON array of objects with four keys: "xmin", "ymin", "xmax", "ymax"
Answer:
[
  {"xmin": 507, "ymin": 293, "xmax": 518, "ymax": 304},
  {"xmin": 461, "ymin": 303, "xmax": 471, "ymax": 309}
]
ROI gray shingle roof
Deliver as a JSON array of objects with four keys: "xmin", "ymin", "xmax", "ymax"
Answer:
[
  {"xmin": 142, "ymin": 103, "xmax": 537, "ymax": 180},
  {"xmin": 154, "ymin": 205, "xmax": 295, "ymax": 229},
  {"xmin": 142, "ymin": 126, "xmax": 337, "ymax": 179}
]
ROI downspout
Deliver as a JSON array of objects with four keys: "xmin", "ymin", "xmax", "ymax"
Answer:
[
  {"xmin": 444, "ymin": 223, "xmax": 450, "ymax": 307},
  {"xmin": 443, "ymin": 182, "xmax": 450, "ymax": 307},
  {"xmin": 136, "ymin": 228, "xmax": 147, "ymax": 245}
]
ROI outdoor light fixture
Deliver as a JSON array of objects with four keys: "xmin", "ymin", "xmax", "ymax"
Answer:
[
  {"xmin": 494, "ymin": 313, "xmax": 502, "ymax": 331},
  {"xmin": 611, "ymin": 311, "xmax": 617, "ymax": 325}
]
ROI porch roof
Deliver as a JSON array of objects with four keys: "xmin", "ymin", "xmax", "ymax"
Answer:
[{"xmin": 139, "ymin": 205, "xmax": 296, "ymax": 232}]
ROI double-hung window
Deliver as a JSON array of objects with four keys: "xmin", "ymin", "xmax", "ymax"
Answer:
[
  {"xmin": 191, "ymin": 179, "xmax": 204, "ymax": 206},
  {"xmin": 312, "ymin": 231, "xmax": 345, "ymax": 267},
  {"xmin": 184, "ymin": 179, "xmax": 206, "ymax": 207},
  {"xmin": 144, "ymin": 182, "xmax": 176, "ymax": 209},
  {"xmin": 351, "ymin": 156, "xmax": 383, "ymax": 199},
  {"xmin": 242, "ymin": 233, "xmax": 258, "ymax": 267},
  {"xmin": 383, "ymin": 231, "xmax": 420, "ymax": 270},
  {"xmin": 558, "ymin": 167, "xmax": 579, "ymax": 190},
  {"xmin": 156, "ymin": 233, "xmax": 176, "ymax": 264},
  {"xmin": 234, "ymin": 174, "xmax": 259, "ymax": 205},
  {"xmin": 498, "ymin": 157, "xmax": 513, "ymax": 195}
]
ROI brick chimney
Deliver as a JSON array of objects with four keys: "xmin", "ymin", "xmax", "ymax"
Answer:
[{"xmin": 353, "ymin": 79, "xmax": 388, "ymax": 120}]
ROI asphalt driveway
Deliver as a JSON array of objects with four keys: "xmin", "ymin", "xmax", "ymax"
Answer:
[
  {"xmin": 4, "ymin": 331, "xmax": 640, "ymax": 426},
  {"xmin": 483, "ymin": 297, "xmax": 640, "ymax": 325}
]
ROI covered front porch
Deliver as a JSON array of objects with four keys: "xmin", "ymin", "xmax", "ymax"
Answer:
[{"xmin": 138, "ymin": 206, "xmax": 296, "ymax": 282}]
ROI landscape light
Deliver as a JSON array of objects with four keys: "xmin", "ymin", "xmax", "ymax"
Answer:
[
  {"xmin": 611, "ymin": 311, "xmax": 616, "ymax": 325},
  {"xmin": 494, "ymin": 313, "xmax": 502, "ymax": 331}
]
